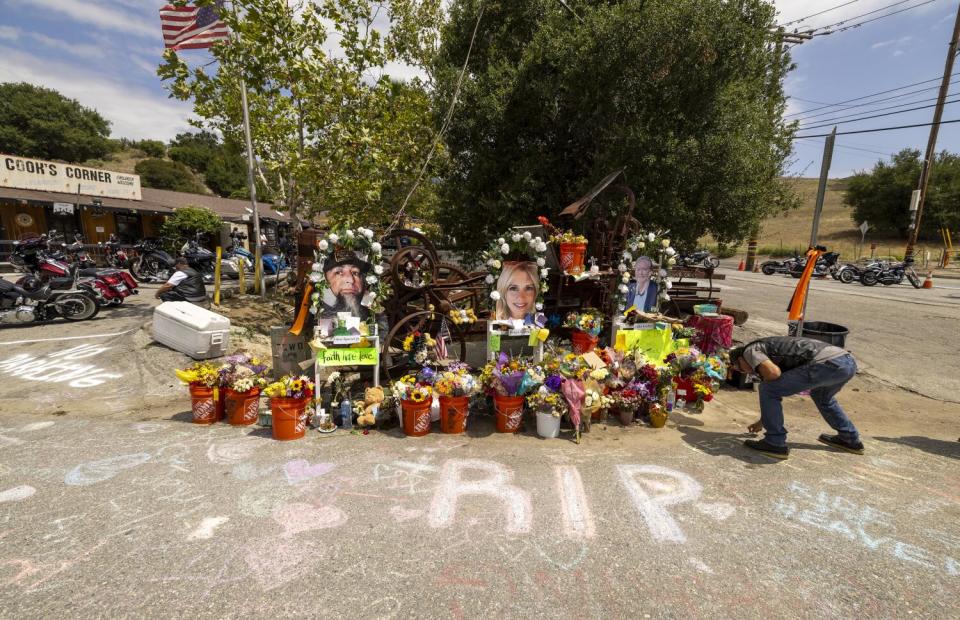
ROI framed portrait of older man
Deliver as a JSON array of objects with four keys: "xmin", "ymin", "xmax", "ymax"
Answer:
[{"xmin": 318, "ymin": 247, "xmax": 373, "ymax": 322}]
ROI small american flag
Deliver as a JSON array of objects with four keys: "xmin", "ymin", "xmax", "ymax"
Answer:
[
  {"xmin": 160, "ymin": 1, "xmax": 230, "ymax": 50},
  {"xmin": 436, "ymin": 319, "xmax": 450, "ymax": 361}
]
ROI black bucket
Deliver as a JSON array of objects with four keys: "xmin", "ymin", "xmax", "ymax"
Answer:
[{"xmin": 789, "ymin": 321, "xmax": 849, "ymax": 348}]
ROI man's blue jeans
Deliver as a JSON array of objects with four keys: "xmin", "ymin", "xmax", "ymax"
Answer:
[{"xmin": 758, "ymin": 354, "xmax": 859, "ymax": 447}]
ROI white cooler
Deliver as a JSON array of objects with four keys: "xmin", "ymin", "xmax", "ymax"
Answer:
[{"xmin": 153, "ymin": 302, "xmax": 231, "ymax": 359}]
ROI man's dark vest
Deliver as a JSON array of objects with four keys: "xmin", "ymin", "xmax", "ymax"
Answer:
[
  {"xmin": 175, "ymin": 267, "xmax": 207, "ymax": 301},
  {"xmin": 748, "ymin": 336, "xmax": 833, "ymax": 372}
]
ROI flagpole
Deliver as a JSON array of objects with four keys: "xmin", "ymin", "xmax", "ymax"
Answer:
[{"xmin": 239, "ymin": 80, "xmax": 264, "ymax": 298}]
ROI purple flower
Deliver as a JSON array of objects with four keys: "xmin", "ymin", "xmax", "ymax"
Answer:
[{"xmin": 545, "ymin": 374, "xmax": 564, "ymax": 392}]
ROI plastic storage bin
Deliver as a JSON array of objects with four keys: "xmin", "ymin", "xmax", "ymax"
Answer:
[{"xmin": 153, "ymin": 301, "xmax": 230, "ymax": 359}]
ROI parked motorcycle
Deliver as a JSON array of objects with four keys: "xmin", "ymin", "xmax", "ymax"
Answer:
[
  {"xmin": 181, "ymin": 234, "xmax": 216, "ymax": 283},
  {"xmin": 130, "ymin": 238, "xmax": 176, "ymax": 283},
  {"xmin": 0, "ymin": 275, "xmax": 99, "ymax": 325},
  {"xmin": 860, "ymin": 258, "xmax": 921, "ymax": 288},
  {"xmin": 58, "ymin": 233, "xmax": 97, "ymax": 269},
  {"xmin": 760, "ymin": 254, "xmax": 803, "ymax": 276},
  {"xmin": 101, "ymin": 234, "xmax": 131, "ymax": 269},
  {"xmin": 677, "ymin": 249, "xmax": 720, "ymax": 269},
  {"xmin": 789, "ymin": 251, "xmax": 841, "ymax": 279},
  {"xmin": 835, "ymin": 259, "xmax": 886, "ymax": 284},
  {"xmin": 226, "ymin": 237, "xmax": 286, "ymax": 275}
]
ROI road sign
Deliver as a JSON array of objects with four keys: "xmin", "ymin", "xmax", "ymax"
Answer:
[{"xmin": 858, "ymin": 221, "xmax": 869, "ymax": 235}]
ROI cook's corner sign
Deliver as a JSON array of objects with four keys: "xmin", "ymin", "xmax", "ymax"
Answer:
[{"xmin": 1, "ymin": 153, "xmax": 141, "ymax": 201}]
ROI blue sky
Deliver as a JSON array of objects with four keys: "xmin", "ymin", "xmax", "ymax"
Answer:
[{"xmin": 0, "ymin": 0, "xmax": 957, "ymax": 179}]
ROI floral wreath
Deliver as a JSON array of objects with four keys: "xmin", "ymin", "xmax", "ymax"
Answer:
[
  {"xmin": 309, "ymin": 227, "xmax": 391, "ymax": 315},
  {"xmin": 483, "ymin": 230, "xmax": 550, "ymax": 313},
  {"xmin": 614, "ymin": 230, "xmax": 677, "ymax": 312}
]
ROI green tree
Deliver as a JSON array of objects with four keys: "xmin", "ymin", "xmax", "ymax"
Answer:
[
  {"xmin": 135, "ymin": 139, "xmax": 167, "ymax": 158},
  {"xmin": 844, "ymin": 148, "xmax": 960, "ymax": 238},
  {"xmin": 135, "ymin": 158, "xmax": 205, "ymax": 194},
  {"xmin": 0, "ymin": 82, "xmax": 114, "ymax": 162},
  {"xmin": 168, "ymin": 130, "xmax": 221, "ymax": 173},
  {"xmin": 159, "ymin": 206, "xmax": 223, "ymax": 253},
  {"xmin": 168, "ymin": 131, "xmax": 248, "ymax": 197},
  {"xmin": 431, "ymin": 0, "xmax": 797, "ymax": 251},
  {"xmin": 158, "ymin": 0, "xmax": 443, "ymax": 227}
]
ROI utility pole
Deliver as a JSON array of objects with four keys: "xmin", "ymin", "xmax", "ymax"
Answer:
[
  {"xmin": 745, "ymin": 28, "xmax": 813, "ymax": 271},
  {"xmin": 906, "ymin": 1, "xmax": 960, "ymax": 259}
]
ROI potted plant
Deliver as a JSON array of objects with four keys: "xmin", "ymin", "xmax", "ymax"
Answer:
[
  {"xmin": 390, "ymin": 373, "xmax": 433, "ymax": 436},
  {"xmin": 220, "ymin": 354, "xmax": 270, "ymax": 426},
  {"xmin": 263, "ymin": 374, "xmax": 315, "ymax": 440},
  {"xmin": 539, "ymin": 216, "xmax": 588, "ymax": 275},
  {"xmin": 563, "ymin": 311, "xmax": 604, "ymax": 353},
  {"xmin": 174, "ymin": 361, "xmax": 222, "ymax": 424},
  {"xmin": 480, "ymin": 353, "xmax": 544, "ymax": 433},
  {"xmin": 526, "ymin": 371, "xmax": 568, "ymax": 438},
  {"xmin": 432, "ymin": 363, "xmax": 479, "ymax": 434}
]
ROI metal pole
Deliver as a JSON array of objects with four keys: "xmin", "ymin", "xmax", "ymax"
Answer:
[
  {"xmin": 796, "ymin": 127, "xmax": 836, "ymax": 336},
  {"xmin": 240, "ymin": 79, "xmax": 265, "ymax": 298},
  {"xmin": 906, "ymin": 2, "xmax": 960, "ymax": 259}
]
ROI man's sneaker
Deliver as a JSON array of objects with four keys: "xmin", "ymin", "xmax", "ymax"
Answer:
[
  {"xmin": 818, "ymin": 433, "xmax": 865, "ymax": 454},
  {"xmin": 744, "ymin": 439, "xmax": 790, "ymax": 459}
]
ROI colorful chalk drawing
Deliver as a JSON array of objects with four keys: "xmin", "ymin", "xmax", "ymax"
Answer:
[
  {"xmin": 775, "ymin": 481, "xmax": 958, "ymax": 576},
  {"xmin": 283, "ymin": 460, "xmax": 335, "ymax": 485},
  {"xmin": 0, "ymin": 485, "xmax": 36, "ymax": 503},
  {"xmin": 428, "ymin": 459, "xmax": 533, "ymax": 534},
  {"xmin": 64, "ymin": 453, "xmax": 152, "ymax": 486},
  {"xmin": 0, "ymin": 344, "xmax": 122, "ymax": 388},
  {"xmin": 555, "ymin": 465, "xmax": 596, "ymax": 539}
]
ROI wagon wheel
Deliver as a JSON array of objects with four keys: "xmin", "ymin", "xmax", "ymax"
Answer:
[
  {"xmin": 427, "ymin": 263, "xmax": 483, "ymax": 313},
  {"xmin": 381, "ymin": 310, "xmax": 468, "ymax": 383},
  {"xmin": 390, "ymin": 246, "xmax": 440, "ymax": 293},
  {"xmin": 378, "ymin": 228, "xmax": 440, "ymax": 261}
]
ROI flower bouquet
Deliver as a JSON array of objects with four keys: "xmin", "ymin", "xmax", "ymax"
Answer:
[
  {"xmin": 264, "ymin": 374, "xmax": 316, "ymax": 440},
  {"xmin": 432, "ymin": 363, "xmax": 479, "ymax": 434},
  {"xmin": 481, "ymin": 353, "xmax": 544, "ymax": 432},
  {"xmin": 402, "ymin": 330, "xmax": 438, "ymax": 365},
  {"xmin": 564, "ymin": 310, "xmax": 603, "ymax": 353},
  {"xmin": 391, "ymin": 373, "xmax": 434, "ymax": 436},
  {"xmin": 220, "ymin": 353, "xmax": 271, "ymax": 426},
  {"xmin": 175, "ymin": 361, "xmax": 222, "ymax": 425},
  {"xmin": 539, "ymin": 216, "xmax": 588, "ymax": 275}
]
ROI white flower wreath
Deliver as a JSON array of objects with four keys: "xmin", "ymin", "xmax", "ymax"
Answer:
[
  {"xmin": 614, "ymin": 230, "xmax": 676, "ymax": 313},
  {"xmin": 309, "ymin": 227, "xmax": 391, "ymax": 315},
  {"xmin": 483, "ymin": 231, "xmax": 550, "ymax": 313}
]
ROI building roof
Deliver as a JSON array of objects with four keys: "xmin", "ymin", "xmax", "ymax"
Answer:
[{"xmin": 0, "ymin": 185, "xmax": 292, "ymax": 223}]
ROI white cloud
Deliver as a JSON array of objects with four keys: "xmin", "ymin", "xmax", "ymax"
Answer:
[
  {"xmin": 0, "ymin": 25, "xmax": 19, "ymax": 41},
  {"xmin": 130, "ymin": 55, "xmax": 160, "ymax": 76},
  {"xmin": 774, "ymin": 0, "xmax": 938, "ymax": 29},
  {"xmin": 9, "ymin": 0, "xmax": 157, "ymax": 39},
  {"xmin": 0, "ymin": 44, "xmax": 193, "ymax": 141},
  {"xmin": 29, "ymin": 32, "xmax": 106, "ymax": 60},
  {"xmin": 871, "ymin": 36, "xmax": 913, "ymax": 50},
  {"xmin": 893, "ymin": 49, "xmax": 905, "ymax": 57}
]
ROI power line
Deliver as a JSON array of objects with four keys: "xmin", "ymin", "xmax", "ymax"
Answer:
[
  {"xmin": 798, "ymin": 97, "xmax": 960, "ymax": 131},
  {"xmin": 781, "ymin": 1, "xmax": 862, "ymax": 28},
  {"xmin": 785, "ymin": 72, "xmax": 960, "ymax": 117},
  {"xmin": 810, "ymin": 0, "xmax": 941, "ymax": 35},
  {"xmin": 791, "ymin": 84, "xmax": 948, "ymax": 123},
  {"xmin": 797, "ymin": 93, "xmax": 960, "ymax": 128},
  {"xmin": 794, "ymin": 138, "xmax": 895, "ymax": 157},
  {"xmin": 794, "ymin": 117, "xmax": 960, "ymax": 138}
]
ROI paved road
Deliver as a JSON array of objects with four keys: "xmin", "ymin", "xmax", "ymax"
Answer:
[{"xmin": 716, "ymin": 263, "xmax": 960, "ymax": 403}]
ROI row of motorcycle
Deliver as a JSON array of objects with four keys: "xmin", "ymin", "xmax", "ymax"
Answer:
[{"xmin": 759, "ymin": 252, "xmax": 922, "ymax": 288}]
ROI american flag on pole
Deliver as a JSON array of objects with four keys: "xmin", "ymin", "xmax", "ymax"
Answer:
[
  {"xmin": 160, "ymin": 1, "xmax": 230, "ymax": 50},
  {"xmin": 436, "ymin": 319, "xmax": 450, "ymax": 361}
]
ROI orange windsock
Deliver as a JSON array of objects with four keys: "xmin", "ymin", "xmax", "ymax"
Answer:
[{"xmin": 787, "ymin": 249, "xmax": 822, "ymax": 321}]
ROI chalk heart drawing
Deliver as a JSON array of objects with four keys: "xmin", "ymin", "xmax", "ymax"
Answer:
[
  {"xmin": 272, "ymin": 501, "xmax": 347, "ymax": 536},
  {"xmin": 390, "ymin": 505, "xmax": 424, "ymax": 523},
  {"xmin": 207, "ymin": 440, "xmax": 258, "ymax": 465},
  {"xmin": 0, "ymin": 485, "xmax": 36, "ymax": 503},
  {"xmin": 283, "ymin": 460, "xmax": 335, "ymax": 485},
  {"xmin": 695, "ymin": 501, "xmax": 735, "ymax": 521},
  {"xmin": 21, "ymin": 421, "xmax": 55, "ymax": 432},
  {"xmin": 64, "ymin": 453, "xmax": 152, "ymax": 486}
]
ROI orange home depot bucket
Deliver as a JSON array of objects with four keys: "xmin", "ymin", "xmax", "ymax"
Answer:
[
  {"xmin": 189, "ymin": 384, "xmax": 217, "ymax": 425},
  {"xmin": 570, "ymin": 329, "xmax": 599, "ymax": 354},
  {"xmin": 558, "ymin": 242, "xmax": 587, "ymax": 275},
  {"xmin": 225, "ymin": 388, "xmax": 261, "ymax": 426},
  {"xmin": 493, "ymin": 394, "xmax": 525, "ymax": 433},
  {"xmin": 271, "ymin": 397, "xmax": 309, "ymax": 440},
  {"xmin": 439, "ymin": 395, "xmax": 469, "ymax": 434},
  {"xmin": 401, "ymin": 400, "xmax": 432, "ymax": 437}
]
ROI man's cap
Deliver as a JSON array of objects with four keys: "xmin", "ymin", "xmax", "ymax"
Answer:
[
  {"xmin": 323, "ymin": 246, "xmax": 369, "ymax": 273},
  {"xmin": 728, "ymin": 345, "xmax": 745, "ymax": 366}
]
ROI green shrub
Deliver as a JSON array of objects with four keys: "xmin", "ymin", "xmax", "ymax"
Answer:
[
  {"xmin": 159, "ymin": 206, "xmax": 223, "ymax": 253},
  {"xmin": 136, "ymin": 139, "xmax": 166, "ymax": 158},
  {"xmin": 135, "ymin": 158, "xmax": 204, "ymax": 193}
]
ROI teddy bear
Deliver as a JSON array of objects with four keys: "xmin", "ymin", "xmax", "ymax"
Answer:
[{"xmin": 356, "ymin": 385, "xmax": 385, "ymax": 428}]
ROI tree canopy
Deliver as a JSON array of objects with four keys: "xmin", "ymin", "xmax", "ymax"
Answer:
[
  {"xmin": 135, "ymin": 158, "xmax": 206, "ymax": 194},
  {"xmin": 431, "ymin": 0, "xmax": 797, "ymax": 251},
  {"xmin": 159, "ymin": 206, "xmax": 223, "ymax": 253},
  {"xmin": 844, "ymin": 148, "xmax": 960, "ymax": 238},
  {"xmin": 168, "ymin": 131, "xmax": 248, "ymax": 198},
  {"xmin": 0, "ymin": 82, "xmax": 114, "ymax": 163}
]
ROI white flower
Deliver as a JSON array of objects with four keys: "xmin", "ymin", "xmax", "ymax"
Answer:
[
  {"xmin": 619, "ymin": 284, "xmax": 629, "ymax": 293},
  {"xmin": 346, "ymin": 229, "xmax": 355, "ymax": 238},
  {"xmin": 541, "ymin": 268, "xmax": 549, "ymax": 278},
  {"xmin": 523, "ymin": 232, "xmax": 532, "ymax": 240},
  {"xmin": 647, "ymin": 233, "xmax": 655, "ymax": 242},
  {"xmin": 629, "ymin": 242, "xmax": 638, "ymax": 251},
  {"xmin": 659, "ymin": 269, "xmax": 668, "ymax": 277},
  {"xmin": 666, "ymin": 247, "xmax": 676, "ymax": 256},
  {"xmin": 310, "ymin": 274, "xmax": 321, "ymax": 283},
  {"xmin": 638, "ymin": 241, "xmax": 645, "ymax": 249},
  {"xmin": 537, "ymin": 242, "xmax": 547, "ymax": 252},
  {"xmin": 311, "ymin": 262, "xmax": 321, "ymax": 272},
  {"xmin": 487, "ymin": 258, "xmax": 496, "ymax": 267},
  {"xmin": 536, "ymin": 257, "xmax": 546, "ymax": 267},
  {"xmin": 668, "ymin": 257, "xmax": 677, "ymax": 266},
  {"xmin": 535, "ymin": 302, "xmax": 543, "ymax": 311},
  {"xmin": 485, "ymin": 275, "xmax": 494, "ymax": 284},
  {"xmin": 665, "ymin": 281, "xmax": 672, "ymax": 290},
  {"xmin": 366, "ymin": 275, "xmax": 377, "ymax": 285},
  {"xmin": 492, "ymin": 260, "xmax": 501, "ymax": 269},
  {"xmin": 363, "ymin": 228, "xmax": 374, "ymax": 239},
  {"xmin": 497, "ymin": 237, "xmax": 505, "ymax": 244},
  {"xmin": 512, "ymin": 234, "xmax": 521, "ymax": 242},
  {"xmin": 500, "ymin": 243, "xmax": 510, "ymax": 254},
  {"xmin": 328, "ymin": 233, "xmax": 339, "ymax": 243},
  {"xmin": 318, "ymin": 240, "xmax": 329, "ymax": 251},
  {"xmin": 371, "ymin": 242, "xmax": 382, "ymax": 253},
  {"xmin": 623, "ymin": 252, "xmax": 633, "ymax": 262},
  {"xmin": 590, "ymin": 265, "xmax": 599, "ymax": 273},
  {"xmin": 622, "ymin": 273, "xmax": 630, "ymax": 283},
  {"xmin": 534, "ymin": 237, "xmax": 542, "ymax": 245},
  {"xmin": 374, "ymin": 264, "xmax": 384, "ymax": 275},
  {"xmin": 618, "ymin": 263, "xmax": 627, "ymax": 272},
  {"xmin": 663, "ymin": 294, "xmax": 671, "ymax": 301},
  {"xmin": 490, "ymin": 291, "xmax": 501, "ymax": 301},
  {"xmin": 662, "ymin": 238, "xmax": 670, "ymax": 247}
]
